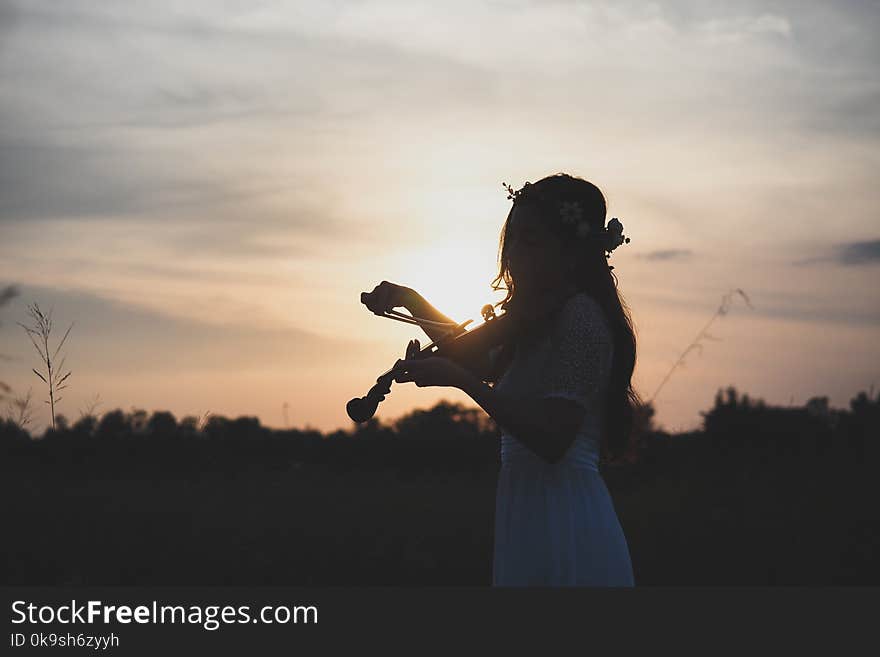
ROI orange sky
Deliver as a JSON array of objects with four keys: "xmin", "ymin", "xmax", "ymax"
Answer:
[{"xmin": 1, "ymin": 1, "xmax": 878, "ymax": 435}]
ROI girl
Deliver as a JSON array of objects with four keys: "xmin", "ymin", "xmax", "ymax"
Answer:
[{"xmin": 362, "ymin": 172, "xmax": 638, "ymax": 586}]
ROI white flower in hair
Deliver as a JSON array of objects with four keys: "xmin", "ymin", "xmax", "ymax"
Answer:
[
  {"xmin": 602, "ymin": 217, "xmax": 630, "ymax": 253},
  {"xmin": 559, "ymin": 200, "xmax": 583, "ymax": 225}
]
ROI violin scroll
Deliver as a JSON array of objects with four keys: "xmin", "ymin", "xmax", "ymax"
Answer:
[{"xmin": 346, "ymin": 377, "xmax": 390, "ymax": 423}]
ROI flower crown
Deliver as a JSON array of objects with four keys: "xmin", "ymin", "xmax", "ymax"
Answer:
[{"xmin": 502, "ymin": 181, "xmax": 631, "ymax": 267}]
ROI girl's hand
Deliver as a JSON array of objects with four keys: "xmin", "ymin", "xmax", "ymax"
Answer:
[
  {"xmin": 361, "ymin": 281, "xmax": 419, "ymax": 315},
  {"xmin": 393, "ymin": 357, "xmax": 471, "ymax": 389}
]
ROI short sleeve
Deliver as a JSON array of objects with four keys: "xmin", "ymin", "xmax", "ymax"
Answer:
[
  {"xmin": 484, "ymin": 344, "xmax": 506, "ymax": 382},
  {"xmin": 535, "ymin": 293, "xmax": 613, "ymax": 409},
  {"xmin": 487, "ymin": 344, "xmax": 504, "ymax": 370}
]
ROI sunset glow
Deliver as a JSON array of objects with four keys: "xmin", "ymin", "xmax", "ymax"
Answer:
[{"xmin": 0, "ymin": 1, "xmax": 877, "ymax": 435}]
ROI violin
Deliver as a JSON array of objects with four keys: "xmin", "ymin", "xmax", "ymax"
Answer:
[{"xmin": 346, "ymin": 285, "xmax": 575, "ymax": 423}]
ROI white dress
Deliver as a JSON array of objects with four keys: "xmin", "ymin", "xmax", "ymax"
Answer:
[{"xmin": 491, "ymin": 291, "xmax": 635, "ymax": 587}]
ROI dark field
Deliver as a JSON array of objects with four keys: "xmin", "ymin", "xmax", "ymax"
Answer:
[{"xmin": 3, "ymin": 388, "xmax": 878, "ymax": 585}]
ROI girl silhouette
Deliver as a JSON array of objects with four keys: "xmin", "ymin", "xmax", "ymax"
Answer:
[{"xmin": 362, "ymin": 172, "xmax": 638, "ymax": 586}]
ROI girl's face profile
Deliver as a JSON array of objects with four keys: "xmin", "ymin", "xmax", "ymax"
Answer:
[{"xmin": 506, "ymin": 204, "xmax": 568, "ymax": 296}]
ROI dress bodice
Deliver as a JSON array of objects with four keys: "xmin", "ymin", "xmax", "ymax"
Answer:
[{"xmin": 491, "ymin": 292, "xmax": 614, "ymax": 473}]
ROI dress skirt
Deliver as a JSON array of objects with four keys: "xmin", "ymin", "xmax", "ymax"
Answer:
[{"xmin": 492, "ymin": 439, "xmax": 636, "ymax": 587}]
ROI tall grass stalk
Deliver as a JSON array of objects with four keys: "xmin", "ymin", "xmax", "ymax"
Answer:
[
  {"xmin": 5, "ymin": 386, "xmax": 34, "ymax": 430},
  {"xmin": 78, "ymin": 392, "xmax": 103, "ymax": 422},
  {"xmin": 17, "ymin": 302, "xmax": 74, "ymax": 432},
  {"xmin": 648, "ymin": 288, "xmax": 753, "ymax": 405}
]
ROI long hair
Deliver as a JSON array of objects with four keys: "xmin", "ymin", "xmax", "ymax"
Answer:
[{"xmin": 488, "ymin": 172, "xmax": 642, "ymax": 464}]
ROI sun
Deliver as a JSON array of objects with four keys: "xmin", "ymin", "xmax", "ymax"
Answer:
[
  {"xmin": 394, "ymin": 240, "xmax": 506, "ymax": 327},
  {"xmin": 380, "ymin": 177, "xmax": 513, "ymax": 327}
]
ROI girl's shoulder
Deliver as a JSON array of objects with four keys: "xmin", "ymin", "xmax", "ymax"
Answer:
[
  {"xmin": 568, "ymin": 290, "xmax": 596, "ymax": 308},
  {"xmin": 559, "ymin": 290, "xmax": 598, "ymax": 319},
  {"xmin": 557, "ymin": 291, "xmax": 611, "ymax": 340}
]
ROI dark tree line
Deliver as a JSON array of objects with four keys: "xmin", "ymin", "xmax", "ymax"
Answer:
[
  {"xmin": 3, "ymin": 386, "xmax": 877, "ymax": 475},
  {"xmin": 2, "ymin": 386, "xmax": 878, "ymax": 585}
]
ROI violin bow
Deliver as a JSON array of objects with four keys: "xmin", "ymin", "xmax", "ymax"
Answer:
[{"xmin": 375, "ymin": 308, "xmax": 473, "ymax": 339}]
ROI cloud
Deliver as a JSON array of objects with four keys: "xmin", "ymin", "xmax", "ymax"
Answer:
[
  {"xmin": 637, "ymin": 248, "xmax": 694, "ymax": 261},
  {"xmin": 0, "ymin": 283, "xmax": 369, "ymax": 374},
  {"xmin": 2, "ymin": 0, "xmax": 879, "ymax": 324},
  {"xmin": 0, "ymin": 284, "xmax": 20, "ymax": 307},
  {"xmin": 791, "ymin": 239, "xmax": 880, "ymax": 266},
  {"xmin": 0, "ymin": 0, "xmax": 500, "ymax": 243},
  {"xmin": 694, "ymin": 13, "xmax": 792, "ymax": 44},
  {"xmin": 837, "ymin": 239, "xmax": 880, "ymax": 265}
]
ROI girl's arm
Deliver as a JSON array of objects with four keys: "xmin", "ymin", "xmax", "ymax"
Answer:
[
  {"xmin": 403, "ymin": 288, "xmax": 459, "ymax": 344},
  {"xmin": 456, "ymin": 369, "xmax": 585, "ymax": 464}
]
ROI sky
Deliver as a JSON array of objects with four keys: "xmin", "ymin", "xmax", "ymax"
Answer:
[{"xmin": 0, "ymin": 0, "xmax": 878, "ymax": 435}]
